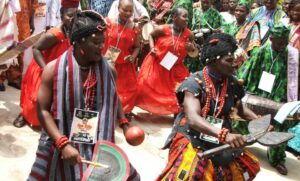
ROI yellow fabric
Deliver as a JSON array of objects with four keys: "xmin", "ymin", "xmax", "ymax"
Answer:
[
  {"xmin": 229, "ymin": 161, "xmax": 244, "ymax": 181},
  {"xmin": 176, "ymin": 143, "xmax": 197, "ymax": 180},
  {"xmin": 202, "ymin": 160, "xmax": 214, "ymax": 181},
  {"xmin": 160, "ymin": 143, "xmax": 259, "ymax": 181}
]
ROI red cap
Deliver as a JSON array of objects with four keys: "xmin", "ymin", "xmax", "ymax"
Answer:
[{"xmin": 61, "ymin": 0, "xmax": 80, "ymax": 8}]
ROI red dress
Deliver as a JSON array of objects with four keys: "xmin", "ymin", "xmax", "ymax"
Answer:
[
  {"xmin": 20, "ymin": 27, "xmax": 70, "ymax": 126},
  {"xmin": 103, "ymin": 18, "xmax": 140, "ymax": 113},
  {"xmin": 136, "ymin": 25, "xmax": 191, "ymax": 115}
]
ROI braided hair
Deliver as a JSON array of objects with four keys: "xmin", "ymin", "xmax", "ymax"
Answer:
[
  {"xmin": 70, "ymin": 10, "xmax": 107, "ymax": 44},
  {"xmin": 201, "ymin": 33, "xmax": 238, "ymax": 64}
]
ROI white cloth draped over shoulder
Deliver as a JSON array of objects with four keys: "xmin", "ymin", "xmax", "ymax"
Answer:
[{"xmin": 0, "ymin": 0, "xmax": 18, "ymax": 67}]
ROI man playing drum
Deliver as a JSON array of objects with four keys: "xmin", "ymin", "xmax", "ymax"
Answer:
[{"xmin": 28, "ymin": 10, "xmax": 140, "ymax": 180}]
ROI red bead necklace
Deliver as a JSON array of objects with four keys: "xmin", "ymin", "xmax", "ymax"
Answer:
[
  {"xmin": 83, "ymin": 67, "xmax": 97, "ymax": 110},
  {"xmin": 202, "ymin": 66, "xmax": 228, "ymax": 118}
]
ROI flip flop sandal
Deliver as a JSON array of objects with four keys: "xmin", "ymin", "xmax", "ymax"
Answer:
[
  {"xmin": 275, "ymin": 164, "xmax": 288, "ymax": 175},
  {"xmin": 13, "ymin": 114, "xmax": 26, "ymax": 128}
]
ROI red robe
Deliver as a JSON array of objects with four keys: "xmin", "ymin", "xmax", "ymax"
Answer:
[
  {"xmin": 136, "ymin": 25, "xmax": 191, "ymax": 115},
  {"xmin": 20, "ymin": 27, "xmax": 70, "ymax": 126},
  {"xmin": 103, "ymin": 18, "xmax": 140, "ymax": 113}
]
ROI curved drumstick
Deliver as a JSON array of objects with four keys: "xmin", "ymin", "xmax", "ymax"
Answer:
[{"xmin": 81, "ymin": 159, "xmax": 110, "ymax": 168}]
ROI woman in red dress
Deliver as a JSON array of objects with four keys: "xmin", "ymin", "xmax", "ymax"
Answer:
[
  {"xmin": 103, "ymin": 0, "xmax": 141, "ymax": 116},
  {"xmin": 136, "ymin": 7, "xmax": 195, "ymax": 115},
  {"xmin": 13, "ymin": 2, "xmax": 78, "ymax": 128}
]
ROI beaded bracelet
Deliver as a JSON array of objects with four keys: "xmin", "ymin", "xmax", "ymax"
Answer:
[
  {"xmin": 217, "ymin": 128, "xmax": 229, "ymax": 143},
  {"xmin": 119, "ymin": 117, "xmax": 129, "ymax": 128},
  {"xmin": 55, "ymin": 135, "xmax": 70, "ymax": 150},
  {"xmin": 58, "ymin": 140, "xmax": 71, "ymax": 150}
]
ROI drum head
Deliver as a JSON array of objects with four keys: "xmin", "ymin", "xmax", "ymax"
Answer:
[
  {"xmin": 82, "ymin": 141, "xmax": 130, "ymax": 181},
  {"xmin": 188, "ymin": 48, "xmax": 199, "ymax": 58},
  {"xmin": 142, "ymin": 22, "xmax": 154, "ymax": 41}
]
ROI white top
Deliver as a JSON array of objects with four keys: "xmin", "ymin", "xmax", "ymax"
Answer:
[{"xmin": 107, "ymin": 0, "xmax": 149, "ymax": 20}]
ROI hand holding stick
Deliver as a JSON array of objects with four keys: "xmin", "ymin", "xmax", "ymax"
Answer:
[{"xmin": 81, "ymin": 159, "xmax": 110, "ymax": 168}]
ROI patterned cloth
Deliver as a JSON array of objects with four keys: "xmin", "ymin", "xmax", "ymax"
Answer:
[
  {"xmin": 223, "ymin": 20, "xmax": 261, "ymax": 54},
  {"xmin": 166, "ymin": 0, "xmax": 193, "ymax": 29},
  {"xmin": 90, "ymin": 0, "xmax": 114, "ymax": 17},
  {"xmin": 1, "ymin": 0, "xmax": 38, "ymax": 84},
  {"xmin": 289, "ymin": 24, "xmax": 300, "ymax": 51},
  {"xmin": 28, "ymin": 49, "xmax": 140, "ymax": 180},
  {"xmin": 269, "ymin": 24, "xmax": 290, "ymax": 38},
  {"xmin": 185, "ymin": 7, "xmax": 222, "ymax": 73},
  {"xmin": 237, "ymin": 42, "xmax": 288, "ymax": 102},
  {"xmin": 248, "ymin": 6, "xmax": 286, "ymax": 44},
  {"xmin": 192, "ymin": 7, "xmax": 222, "ymax": 31},
  {"xmin": 157, "ymin": 71, "xmax": 260, "ymax": 180},
  {"xmin": 0, "ymin": 0, "xmax": 16, "ymax": 83},
  {"xmin": 288, "ymin": 122, "xmax": 300, "ymax": 153}
]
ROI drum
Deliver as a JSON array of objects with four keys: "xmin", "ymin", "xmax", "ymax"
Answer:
[
  {"xmin": 0, "ymin": 31, "xmax": 44, "ymax": 64},
  {"xmin": 82, "ymin": 141, "xmax": 130, "ymax": 181},
  {"xmin": 188, "ymin": 47, "xmax": 199, "ymax": 58},
  {"xmin": 141, "ymin": 22, "xmax": 154, "ymax": 44},
  {"xmin": 242, "ymin": 94, "xmax": 283, "ymax": 118},
  {"xmin": 242, "ymin": 94, "xmax": 300, "ymax": 120}
]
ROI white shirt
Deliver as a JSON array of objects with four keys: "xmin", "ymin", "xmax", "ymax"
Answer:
[{"xmin": 107, "ymin": 0, "xmax": 149, "ymax": 19}]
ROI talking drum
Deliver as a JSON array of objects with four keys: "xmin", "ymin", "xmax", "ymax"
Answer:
[
  {"xmin": 82, "ymin": 141, "xmax": 130, "ymax": 181},
  {"xmin": 187, "ymin": 47, "xmax": 199, "ymax": 58},
  {"xmin": 141, "ymin": 22, "xmax": 154, "ymax": 44}
]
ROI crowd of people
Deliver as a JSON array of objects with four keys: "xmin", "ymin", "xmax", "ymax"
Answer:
[{"xmin": 0, "ymin": 0, "xmax": 299, "ymax": 180}]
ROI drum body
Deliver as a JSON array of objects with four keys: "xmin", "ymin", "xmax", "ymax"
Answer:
[
  {"xmin": 82, "ymin": 141, "xmax": 130, "ymax": 181},
  {"xmin": 242, "ymin": 94, "xmax": 282, "ymax": 118},
  {"xmin": 141, "ymin": 22, "xmax": 154, "ymax": 44},
  {"xmin": 137, "ymin": 22, "xmax": 155, "ymax": 69}
]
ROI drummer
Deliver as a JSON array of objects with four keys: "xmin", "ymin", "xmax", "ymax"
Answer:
[
  {"xmin": 157, "ymin": 33, "xmax": 260, "ymax": 180},
  {"xmin": 27, "ymin": 10, "xmax": 140, "ymax": 180},
  {"xmin": 237, "ymin": 24, "xmax": 299, "ymax": 175}
]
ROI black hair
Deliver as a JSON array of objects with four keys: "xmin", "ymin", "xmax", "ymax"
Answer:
[
  {"xmin": 70, "ymin": 10, "xmax": 106, "ymax": 43},
  {"xmin": 171, "ymin": 7, "xmax": 187, "ymax": 18},
  {"xmin": 119, "ymin": 0, "xmax": 134, "ymax": 6},
  {"xmin": 201, "ymin": 33, "xmax": 238, "ymax": 64},
  {"xmin": 292, "ymin": 0, "xmax": 300, "ymax": 5}
]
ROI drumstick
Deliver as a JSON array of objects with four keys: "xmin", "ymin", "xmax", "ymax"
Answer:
[{"xmin": 81, "ymin": 159, "xmax": 109, "ymax": 168}]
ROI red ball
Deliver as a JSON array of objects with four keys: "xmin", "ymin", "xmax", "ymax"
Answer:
[{"xmin": 125, "ymin": 126, "xmax": 145, "ymax": 146}]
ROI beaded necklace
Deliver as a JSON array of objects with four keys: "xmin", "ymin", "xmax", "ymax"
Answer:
[
  {"xmin": 83, "ymin": 66, "xmax": 97, "ymax": 110},
  {"xmin": 202, "ymin": 66, "xmax": 228, "ymax": 118}
]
